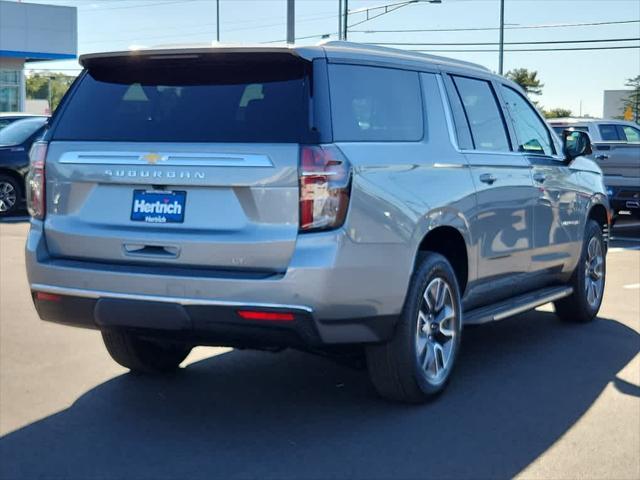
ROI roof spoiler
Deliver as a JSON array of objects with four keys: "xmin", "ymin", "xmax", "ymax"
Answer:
[{"xmin": 80, "ymin": 45, "xmax": 320, "ymax": 69}]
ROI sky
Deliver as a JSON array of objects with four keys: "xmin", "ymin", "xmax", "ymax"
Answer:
[{"xmin": 19, "ymin": 0, "xmax": 640, "ymax": 117}]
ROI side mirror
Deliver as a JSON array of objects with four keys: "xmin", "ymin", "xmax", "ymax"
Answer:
[{"xmin": 563, "ymin": 129, "xmax": 592, "ymax": 163}]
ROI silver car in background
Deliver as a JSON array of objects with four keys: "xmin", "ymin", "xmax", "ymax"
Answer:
[
  {"xmin": 25, "ymin": 42, "xmax": 610, "ymax": 403},
  {"xmin": 549, "ymin": 118, "xmax": 640, "ymax": 221}
]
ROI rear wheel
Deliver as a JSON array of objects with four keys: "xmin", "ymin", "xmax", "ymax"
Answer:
[
  {"xmin": 0, "ymin": 174, "xmax": 21, "ymax": 216},
  {"xmin": 102, "ymin": 331, "xmax": 192, "ymax": 373},
  {"xmin": 554, "ymin": 220, "xmax": 606, "ymax": 323},
  {"xmin": 366, "ymin": 252, "xmax": 462, "ymax": 403}
]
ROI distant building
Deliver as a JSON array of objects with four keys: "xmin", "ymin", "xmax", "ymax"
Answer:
[
  {"xmin": 0, "ymin": 0, "xmax": 77, "ymax": 112},
  {"xmin": 25, "ymin": 98, "xmax": 49, "ymax": 115},
  {"xmin": 603, "ymin": 90, "xmax": 632, "ymax": 120}
]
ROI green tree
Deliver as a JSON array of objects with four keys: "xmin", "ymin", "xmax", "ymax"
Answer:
[
  {"xmin": 544, "ymin": 108, "xmax": 573, "ymax": 119},
  {"xmin": 505, "ymin": 68, "xmax": 544, "ymax": 97},
  {"xmin": 619, "ymin": 75, "xmax": 640, "ymax": 124},
  {"xmin": 26, "ymin": 72, "xmax": 76, "ymax": 113}
]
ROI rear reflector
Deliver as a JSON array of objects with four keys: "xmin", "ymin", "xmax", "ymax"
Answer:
[
  {"xmin": 237, "ymin": 310, "xmax": 295, "ymax": 322},
  {"xmin": 35, "ymin": 292, "xmax": 62, "ymax": 302}
]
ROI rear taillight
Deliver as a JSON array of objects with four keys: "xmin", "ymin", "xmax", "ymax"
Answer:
[
  {"xmin": 26, "ymin": 141, "xmax": 47, "ymax": 220},
  {"xmin": 299, "ymin": 145, "xmax": 352, "ymax": 232}
]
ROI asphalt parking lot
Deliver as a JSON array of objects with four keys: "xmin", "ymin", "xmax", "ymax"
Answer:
[{"xmin": 0, "ymin": 219, "xmax": 638, "ymax": 480}]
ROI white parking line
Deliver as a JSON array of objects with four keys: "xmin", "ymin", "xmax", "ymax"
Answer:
[
  {"xmin": 623, "ymin": 283, "xmax": 640, "ymax": 290},
  {"xmin": 608, "ymin": 246, "xmax": 640, "ymax": 253},
  {"xmin": 610, "ymin": 236, "xmax": 640, "ymax": 242},
  {"xmin": 613, "ymin": 221, "xmax": 640, "ymax": 229}
]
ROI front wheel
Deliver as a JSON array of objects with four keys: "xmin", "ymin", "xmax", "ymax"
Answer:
[
  {"xmin": 102, "ymin": 331, "xmax": 192, "ymax": 373},
  {"xmin": 366, "ymin": 252, "xmax": 462, "ymax": 403},
  {"xmin": 554, "ymin": 220, "xmax": 606, "ymax": 323}
]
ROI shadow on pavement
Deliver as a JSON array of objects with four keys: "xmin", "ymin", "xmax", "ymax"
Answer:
[
  {"xmin": 0, "ymin": 210, "xmax": 29, "ymax": 223},
  {"xmin": 1, "ymin": 311, "xmax": 638, "ymax": 480}
]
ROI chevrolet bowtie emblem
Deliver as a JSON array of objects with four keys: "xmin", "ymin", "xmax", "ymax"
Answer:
[{"xmin": 142, "ymin": 153, "xmax": 163, "ymax": 164}]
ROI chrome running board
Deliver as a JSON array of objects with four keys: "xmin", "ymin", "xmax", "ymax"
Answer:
[{"xmin": 464, "ymin": 286, "xmax": 573, "ymax": 325}]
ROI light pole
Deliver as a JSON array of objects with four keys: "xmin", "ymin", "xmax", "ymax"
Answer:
[
  {"xmin": 338, "ymin": 0, "xmax": 343, "ymax": 40},
  {"xmin": 216, "ymin": 0, "xmax": 220, "ymax": 42},
  {"xmin": 287, "ymin": 0, "xmax": 295, "ymax": 44},
  {"xmin": 498, "ymin": 0, "xmax": 505, "ymax": 75},
  {"xmin": 343, "ymin": 0, "xmax": 348, "ymax": 40},
  {"xmin": 47, "ymin": 77, "xmax": 52, "ymax": 114}
]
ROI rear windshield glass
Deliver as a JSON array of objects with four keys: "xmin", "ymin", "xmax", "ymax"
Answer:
[
  {"xmin": 52, "ymin": 56, "xmax": 313, "ymax": 143},
  {"xmin": 552, "ymin": 126, "xmax": 588, "ymax": 135}
]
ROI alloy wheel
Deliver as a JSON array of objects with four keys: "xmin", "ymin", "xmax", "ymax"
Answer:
[
  {"xmin": 415, "ymin": 277, "xmax": 458, "ymax": 384},
  {"xmin": 584, "ymin": 236, "xmax": 604, "ymax": 308},
  {"xmin": 0, "ymin": 181, "xmax": 17, "ymax": 213}
]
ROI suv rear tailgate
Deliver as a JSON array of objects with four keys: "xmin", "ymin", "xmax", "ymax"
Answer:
[
  {"xmin": 43, "ymin": 51, "xmax": 317, "ymax": 272},
  {"xmin": 44, "ymin": 142, "xmax": 299, "ymax": 271}
]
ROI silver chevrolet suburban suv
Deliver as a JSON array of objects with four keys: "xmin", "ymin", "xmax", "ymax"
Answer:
[{"xmin": 25, "ymin": 42, "xmax": 610, "ymax": 403}]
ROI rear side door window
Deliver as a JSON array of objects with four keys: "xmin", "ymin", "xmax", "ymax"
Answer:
[
  {"xmin": 598, "ymin": 124, "xmax": 622, "ymax": 142},
  {"xmin": 500, "ymin": 85, "xmax": 556, "ymax": 156},
  {"xmin": 451, "ymin": 76, "xmax": 511, "ymax": 152},
  {"xmin": 328, "ymin": 64, "xmax": 423, "ymax": 142}
]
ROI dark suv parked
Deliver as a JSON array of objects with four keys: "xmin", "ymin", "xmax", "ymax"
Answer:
[
  {"xmin": 0, "ymin": 116, "xmax": 48, "ymax": 215},
  {"xmin": 26, "ymin": 42, "xmax": 610, "ymax": 403}
]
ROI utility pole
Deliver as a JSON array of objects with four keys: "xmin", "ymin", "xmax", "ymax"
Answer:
[
  {"xmin": 47, "ymin": 77, "xmax": 52, "ymax": 114},
  {"xmin": 343, "ymin": 0, "xmax": 348, "ymax": 41},
  {"xmin": 498, "ymin": 0, "xmax": 505, "ymax": 75},
  {"xmin": 216, "ymin": 0, "xmax": 220, "ymax": 42},
  {"xmin": 286, "ymin": 0, "xmax": 295, "ymax": 44},
  {"xmin": 338, "ymin": 0, "xmax": 343, "ymax": 40}
]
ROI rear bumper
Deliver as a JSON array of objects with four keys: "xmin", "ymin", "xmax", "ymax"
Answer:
[
  {"xmin": 31, "ymin": 292, "xmax": 327, "ymax": 349},
  {"xmin": 604, "ymin": 177, "xmax": 640, "ymax": 213},
  {"xmin": 608, "ymin": 187, "xmax": 640, "ymax": 215},
  {"xmin": 26, "ymin": 222, "xmax": 411, "ymax": 346}
]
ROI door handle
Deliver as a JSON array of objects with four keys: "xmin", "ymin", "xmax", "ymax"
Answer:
[
  {"xmin": 479, "ymin": 173, "xmax": 497, "ymax": 185},
  {"xmin": 533, "ymin": 172, "xmax": 546, "ymax": 184},
  {"xmin": 595, "ymin": 154, "xmax": 609, "ymax": 160}
]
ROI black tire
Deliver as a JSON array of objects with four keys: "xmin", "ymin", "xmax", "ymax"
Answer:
[
  {"xmin": 554, "ymin": 220, "xmax": 606, "ymax": 323},
  {"xmin": 101, "ymin": 331, "xmax": 192, "ymax": 373},
  {"xmin": 366, "ymin": 252, "xmax": 463, "ymax": 403},
  {"xmin": 0, "ymin": 174, "xmax": 21, "ymax": 216}
]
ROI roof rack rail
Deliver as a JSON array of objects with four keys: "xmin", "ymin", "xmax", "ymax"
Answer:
[{"xmin": 319, "ymin": 40, "xmax": 491, "ymax": 72}]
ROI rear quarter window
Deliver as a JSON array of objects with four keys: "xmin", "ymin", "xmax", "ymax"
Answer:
[{"xmin": 328, "ymin": 64, "xmax": 423, "ymax": 142}]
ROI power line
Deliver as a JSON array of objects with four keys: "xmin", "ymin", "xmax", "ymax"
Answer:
[
  {"xmin": 368, "ymin": 37, "xmax": 640, "ymax": 46},
  {"xmin": 262, "ymin": 32, "xmax": 334, "ymax": 44},
  {"xmin": 80, "ymin": 12, "xmax": 339, "ymax": 45},
  {"xmin": 263, "ymin": 19, "xmax": 640, "ymax": 45},
  {"xmin": 408, "ymin": 45, "xmax": 640, "ymax": 53},
  {"xmin": 346, "ymin": 1, "xmax": 416, "ymax": 30},
  {"xmin": 80, "ymin": 0, "xmax": 203, "ymax": 12},
  {"xmin": 350, "ymin": 19, "xmax": 640, "ymax": 34}
]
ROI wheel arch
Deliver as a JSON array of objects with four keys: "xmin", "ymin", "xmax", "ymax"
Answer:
[
  {"xmin": 586, "ymin": 196, "xmax": 610, "ymax": 245},
  {"xmin": 413, "ymin": 223, "xmax": 470, "ymax": 296}
]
